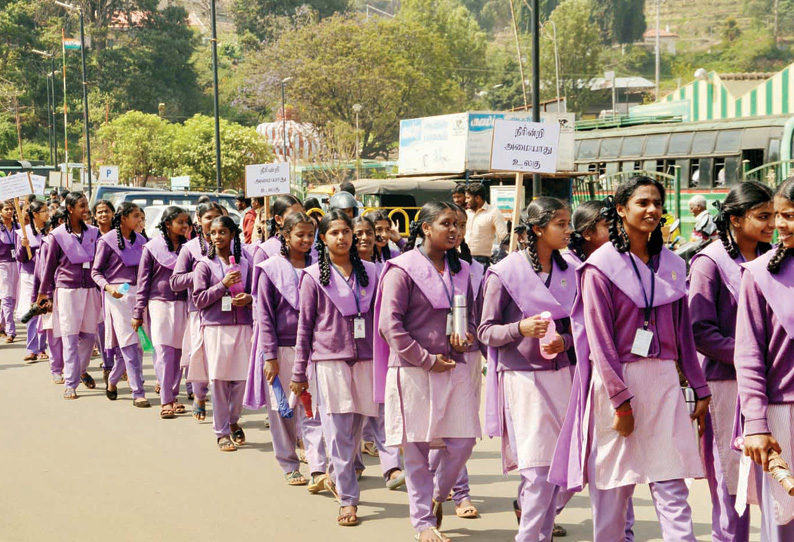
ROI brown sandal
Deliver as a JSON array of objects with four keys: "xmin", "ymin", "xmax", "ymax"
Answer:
[
  {"xmin": 455, "ymin": 500, "xmax": 479, "ymax": 519},
  {"xmin": 160, "ymin": 404, "xmax": 175, "ymax": 419},
  {"xmin": 217, "ymin": 436, "xmax": 236, "ymax": 452},
  {"xmin": 173, "ymin": 402, "xmax": 186, "ymax": 414},
  {"xmin": 337, "ymin": 506, "xmax": 358, "ymax": 526}
]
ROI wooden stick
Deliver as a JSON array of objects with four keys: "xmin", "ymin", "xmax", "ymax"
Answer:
[
  {"xmin": 12, "ymin": 197, "xmax": 32, "ymax": 259},
  {"xmin": 13, "ymin": 96, "xmax": 32, "ymax": 258},
  {"xmin": 508, "ymin": 172, "xmax": 523, "ymax": 252}
]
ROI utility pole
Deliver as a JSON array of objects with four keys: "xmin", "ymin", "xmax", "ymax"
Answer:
[
  {"xmin": 531, "ymin": 0, "xmax": 541, "ymax": 199},
  {"xmin": 210, "ymin": 0, "xmax": 222, "ymax": 192},
  {"xmin": 655, "ymin": 0, "xmax": 661, "ymax": 100}
]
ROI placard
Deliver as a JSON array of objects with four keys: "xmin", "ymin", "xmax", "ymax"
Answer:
[
  {"xmin": 171, "ymin": 175, "xmax": 191, "ymax": 191},
  {"xmin": 98, "ymin": 165, "xmax": 119, "ymax": 185},
  {"xmin": 30, "ymin": 175, "xmax": 46, "ymax": 195},
  {"xmin": 0, "ymin": 173, "xmax": 34, "ymax": 200},
  {"xmin": 490, "ymin": 185, "xmax": 518, "ymax": 221},
  {"xmin": 245, "ymin": 162, "xmax": 290, "ymax": 198},
  {"xmin": 490, "ymin": 120, "xmax": 560, "ymax": 174},
  {"xmin": 48, "ymin": 171, "xmax": 63, "ymax": 188}
]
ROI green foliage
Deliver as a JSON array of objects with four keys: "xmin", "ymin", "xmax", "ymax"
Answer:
[
  {"xmin": 722, "ymin": 16, "xmax": 741, "ymax": 42},
  {"xmin": 94, "ymin": 111, "xmax": 173, "ymax": 186},
  {"xmin": 168, "ymin": 114, "xmax": 273, "ymax": 191},
  {"xmin": 237, "ymin": 13, "xmax": 465, "ymax": 158},
  {"xmin": 231, "ymin": 0, "xmax": 351, "ymax": 44},
  {"xmin": 592, "ymin": 0, "xmax": 646, "ymax": 44},
  {"xmin": 541, "ymin": 0, "xmax": 605, "ymax": 114}
]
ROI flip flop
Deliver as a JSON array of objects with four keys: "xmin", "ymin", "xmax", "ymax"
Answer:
[
  {"xmin": 553, "ymin": 523, "xmax": 568, "ymax": 537},
  {"xmin": 52, "ymin": 374, "xmax": 65, "ymax": 385},
  {"xmin": 133, "ymin": 398, "xmax": 151, "ymax": 408},
  {"xmin": 173, "ymin": 402, "xmax": 186, "ymax": 414},
  {"xmin": 24, "ymin": 353, "xmax": 38, "ymax": 363},
  {"xmin": 285, "ymin": 470, "xmax": 308, "ymax": 486},
  {"xmin": 5, "ymin": 335, "xmax": 15, "ymax": 344},
  {"xmin": 386, "ymin": 471, "xmax": 406, "ymax": 490},
  {"xmin": 414, "ymin": 528, "xmax": 450, "ymax": 542},
  {"xmin": 192, "ymin": 401, "xmax": 206, "ymax": 421},
  {"xmin": 38, "ymin": 352, "xmax": 49, "ymax": 360},
  {"xmin": 337, "ymin": 506, "xmax": 358, "ymax": 527},
  {"xmin": 362, "ymin": 441, "xmax": 379, "ymax": 457}
]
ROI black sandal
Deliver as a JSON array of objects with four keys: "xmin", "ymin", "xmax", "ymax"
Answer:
[
  {"xmin": 106, "ymin": 387, "xmax": 118, "ymax": 401},
  {"xmin": 81, "ymin": 373, "xmax": 96, "ymax": 389},
  {"xmin": 231, "ymin": 424, "xmax": 245, "ymax": 445}
]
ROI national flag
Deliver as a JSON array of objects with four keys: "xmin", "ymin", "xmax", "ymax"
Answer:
[{"xmin": 63, "ymin": 38, "xmax": 81, "ymax": 50}]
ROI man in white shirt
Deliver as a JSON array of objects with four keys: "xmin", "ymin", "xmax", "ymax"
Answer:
[
  {"xmin": 465, "ymin": 182, "xmax": 507, "ymax": 268},
  {"xmin": 689, "ymin": 195, "xmax": 717, "ymax": 242}
]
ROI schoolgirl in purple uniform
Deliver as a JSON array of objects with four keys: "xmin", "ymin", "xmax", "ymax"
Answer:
[
  {"xmin": 91, "ymin": 202, "xmax": 149, "ymax": 407},
  {"xmin": 290, "ymin": 210, "xmax": 379, "ymax": 527},
  {"xmin": 550, "ymin": 176, "xmax": 711, "ymax": 542},
  {"xmin": 134, "ymin": 206, "xmax": 191, "ymax": 418},
  {"xmin": 17, "ymin": 200, "xmax": 50, "ymax": 361},
  {"xmin": 367, "ymin": 209, "xmax": 407, "ymax": 263},
  {"xmin": 689, "ymin": 181, "xmax": 774, "ymax": 542},
  {"xmin": 375, "ymin": 202, "xmax": 479, "ymax": 542},
  {"xmin": 735, "ymin": 176, "xmax": 794, "ymax": 540},
  {"xmin": 479, "ymin": 197, "xmax": 575, "ymax": 542},
  {"xmin": 38, "ymin": 192, "xmax": 101, "ymax": 400},
  {"xmin": 33, "ymin": 209, "xmax": 66, "ymax": 382},
  {"xmin": 92, "ymin": 199, "xmax": 119, "ymax": 382},
  {"xmin": 252, "ymin": 195, "xmax": 304, "ymax": 270},
  {"xmin": 192, "ymin": 215, "xmax": 254, "ymax": 452},
  {"xmin": 0, "ymin": 199, "xmax": 20, "ymax": 343},
  {"xmin": 170, "ymin": 202, "xmax": 223, "ymax": 421},
  {"xmin": 352, "ymin": 214, "xmax": 406, "ymax": 490}
]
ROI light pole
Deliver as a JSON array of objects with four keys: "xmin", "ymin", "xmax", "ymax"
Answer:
[
  {"xmin": 54, "ymin": 0, "xmax": 92, "ymax": 196},
  {"xmin": 280, "ymin": 77, "xmax": 292, "ymax": 161},
  {"xmin": 544, "ymin": 21, "xmax": 563, "ymax": 113},
  {"xmin": 32, "ymin": 49, "xmax": 56, "ymax": 164},
  {"xmin": 353, "ymin": 103, "xmax": 362, "ymax": 180},
  {"xmin": 209, "ymin": 0, "xmax": 222, "ymax": 192},
  {"xmin": 531, "ymin": 0, "xmax": 541, "ymax": 198},
  {"xmin": 655, "ymin": 0, "xmax": 661, "ymax": 100}
]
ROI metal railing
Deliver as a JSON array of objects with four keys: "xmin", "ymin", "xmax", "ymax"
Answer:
[
  {"xmin": 743, "ymin": 160, "xmax": 794, "ymax": 188},
  {"xmin": 572, "ymin": 169, "xmax": 680, "ymax": 219},
  {"xmin": 305, "ymin": 206, "xmax": 422, "ymax": 237}
]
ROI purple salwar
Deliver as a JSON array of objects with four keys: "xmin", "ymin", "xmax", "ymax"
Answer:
[
  {"xmin": 108, "ymin": 344, "xmax": 145, "ymax": 399},
  {"xmin": 62, "ymin": 331, "xmax": 95, "ymax": 390},
  {"xmin": 0, "ymin": 297, "xmax": 15, "ymax": 337},
  {"xmin": 25, "ymin": 316, "xmax": 46, "ymax": 354},
  {"xmin": 428, "ymin": 450, "xmax": 470, "ymax": 505},
  {"xmin": 47, "ymin": 331, "xmax": 63, "ymax": 377},
  {"xmin": 210, "ymin": 380, "xmax": 245, "ymax": 438},
  {"xmin": 321, "ymin": 411, "xmax": 366, "ymax": 506},
  {"xmin": 95, "ymin": 321, "xmax": 117, "ymax": 371},
  {"xmin": 403, "ymin": 438, "xmax": 476, "ymax": 533},
  {"xmin": 153, "ymin": 345, "xmax": 181, "ymax": 404}
]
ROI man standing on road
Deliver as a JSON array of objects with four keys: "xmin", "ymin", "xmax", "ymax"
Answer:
[
  {"xmin": 689, "ymin": 195, "xmax": 717, "ymax": 242},
  {"xmin": 235, "ymin": 194, "xmax": 254, "ymax": 243},
  {"xmin": 465, "ymin": 182, "xmax": 507, "ymax": 268}
]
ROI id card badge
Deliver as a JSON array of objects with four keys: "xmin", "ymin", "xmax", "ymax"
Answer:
[
  {"xmin": 353, "ymin": 317, "xmax": 366, "ymax": 339},
  {"xmin": 446, "ymin": 312, "xmax": 453, "ymax": 336},
  {"xmin": 10, "ymin": 246, "xmax": 15, "ymax": 258},
  {"xmin": 631, "ymin": 328, "xmax": 653, "ymax": 357},
  {"xmin": 82, "ymin": 260, "xmax": 91, "ymax": 269},
  {"xmin": 221, "ymin": 295, "xmax": 233, "ymax": 312}
]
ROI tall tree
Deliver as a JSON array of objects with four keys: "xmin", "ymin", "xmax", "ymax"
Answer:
[
  {"xmin": 236, "ymin": 13, "xmax": 465, "ymax": 158},
  {"xmin": 591, "ymin": 0, "xmax": 646, "ymax": 44},
  {"xmin": 231, "ymin": 0, "xmax": 351, "ymax": 44}
]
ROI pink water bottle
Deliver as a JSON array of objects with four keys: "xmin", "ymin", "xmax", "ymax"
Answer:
[
  {"xmin": 538, "ymin": 311, "xmax": 557, "ymax": 360},
  {"xmin": 226, "ymin": 255, "xmax": 245, "ymax": 297}
]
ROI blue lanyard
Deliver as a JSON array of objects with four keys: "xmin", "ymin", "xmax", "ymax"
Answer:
[
  {"xmin": 628, "ymin": 253, "xmax": 656, "ymax": 330},
  {"xmin": 418, "ymin": 248, "xmax": 454, "ymax": 308},
  {"xmin": 331, "ymin": 264, "xmax": 361, "ymax": 316},
  {"xmin": 1, "ymin": 226, "xmax": 12, "ymax": 246}
]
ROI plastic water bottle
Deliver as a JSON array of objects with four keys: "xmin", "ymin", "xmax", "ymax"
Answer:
[
  {"xmin": 137, "ymin": 327, "xmax": 153, "ymax": 354},
  {"xmin": 226, "ymin": 256, "xmax": 245, "ymax": 297},
  {"xmin": 538, "ymin": 311, "xmax": 557, "ymax": 360},
  {"xmin": 117, "ymin": 283, "xmax": 130, "ymax": 296}
]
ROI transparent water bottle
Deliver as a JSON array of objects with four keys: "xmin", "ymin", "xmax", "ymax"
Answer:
[{"xmin": 538, "ymin": 311, "xmax": 557, "ymax": 360}]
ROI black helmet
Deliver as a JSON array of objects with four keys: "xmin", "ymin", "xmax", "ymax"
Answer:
[{"xmin": 329, "ymin": 191, "xmax": 359, "ymax": 217}]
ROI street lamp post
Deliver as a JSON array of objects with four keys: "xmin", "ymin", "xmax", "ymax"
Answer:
[
  {"xmin": 32, "ymin": 49, "xmax": 56, "ymax": 164},
  {"xmin": 209, "ymin": 0, "xmax": 222, "ymax": 192},
  {"xmin": 531, "ymin": 0, "xmax": 541, "ymax": 198},
  {"xmin": 352, "ymin": 103, "xmax": 362, "ymax": 180},
  {"xmin": 280, "ymin": 77, "xmax": 292, "ymax": 161},
  {"xmin": 54, "ymin": 0, "xmax": 92, "ymax": 196}
]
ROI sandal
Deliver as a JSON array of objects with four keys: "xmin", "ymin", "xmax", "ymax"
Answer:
[
  {"xmin": 160, "ymin": 403, "xmax": 176, "ymax": 419},
  {"xmin": 24, "ymin": 353, "xmax": 38, "ymax": 363},
  {"xmin": 285, "ymin": 470, "xmax": 308, "ymax": 486},
  {"xmin": 386, "ymin": 470, "xmax": 406, "ymax": 490},
  {"xmin": 52, "ymin": 374, "xmax": 65, "ymax": 385},
  {"xmin": 63, "ymin": 388, "xmax": 78, "ymax": 400},
  {"xmin": 297, "ymin": 438, "xmax": 308, "ymax": 464},
  {"xmin": 513, "ymin": 500, "xmax": 521, "ymax": 524},
  {"xmin": 455, "ymin": 499, "xmax": 479, "ymax": 519},
  {"xmin": 173, "ymin": 402, "xmax": 186, "ymax": 414},
  {"xmin": 553, "ymin": 523, "xmax": 568, "ymax": 537},
  {"xmin": 356, "ymin": 469, "xmax": 364, "ymax": 481},
  {"xmin": 307, "ymin": 473, "xmax": 328, "ymax": 494},
  {"xmin": 81, "ymin": 373, "xmax": 96, "ymax": 389},
  {"xmin": 38, "ymin": 352, "xmax": 49, "ymax": 360},
  {"xmin": 230, "ymin": 424, "xmax": 245, "ymax": 445},
  {"xmin": 432, "ymin": 499, "xmax": 443, "ymax": 528},
  {"xmin": 154, "ymin": 382, "xmax": 161, "ymax": 394},
  {"xmin": 133, "ymin": 398, "xmax": 151, "ymax": 408},
  {"xmin": 5, "ymin": 335, "xmax": 15, "ymax": 344},
  {"xmin": 192, "ymin": 401, "xmax": 206, "ymax": 421},
  {"xmin": 337, "ymin": 506, "xmax": 358, "ymax": 527},
  {"xmin": 106, "ymin": 386, "xmax": 118, "ymax": 401},
  {"xmin": 91, "ymin": 347, "xmax": 100, "ymax": 358},
  {"xmin": 217, "ymin": 436, "xmax": 236, "ymax": 452},
  {"xmin": 121, "ymin": 372, "xmax": 128, "ymax": 381},
  {"xmin": 415, "ymin": 528, "xmax": 450, "ymax": 542},
  {"xmin": 362, "ymin": 441, "xmax": 379, "ymax": 457}
]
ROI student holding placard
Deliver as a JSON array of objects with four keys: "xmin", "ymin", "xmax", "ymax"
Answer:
[
  {"xmin": 550, "ymin": 177, "xmax": 710, "ymax": 542},
  {"xmin": 0, "ymin": 199, "xmax": 20, "ymax": 343},
  {"xmin": 92, "ymin": 202, "xmax": 149, "ymax": 407},
  {"xmin": 16, "ymin": 201, "xmax": 50, "ymax": 361},
  {"xmin": 290, "ymin": 210, "xmax": 379, "ymax": 527},
  {"xmin": 38, "ymin": 192, "xmax": 102, "ymax": 400}
]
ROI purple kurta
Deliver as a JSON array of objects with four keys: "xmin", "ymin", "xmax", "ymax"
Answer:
[
  {"xmin": 133, "ymin": 236, "xmax": 187, "ymax": 320},
  {"xmin": 15, "ymin": 225, "xmax": 42, "ymax": 274},
  {"xmin": 91, "ymin": 230, "xmax": 145, "ymax": 290},
  {"xmin": 40, "ymin": 224, "xmax": 99, "ymax": 293},
  {"xmin": 291, "ymin": 260, "xmax": 378, "ymax": 383},
  {"xmin": 0, "ymin": 223, "xmax": 17, "ymax": 263},
  {"xmin": 735, "ymin": 250, "xmax": 794, "ymax": 436},
  {"xmin": 192, "ymin": 256, "xmax": 253, "ymax": 326},
  {"xmin": 256, "ymin": 255, "xmax": 301, "ymax": 359},
  {"xmin": 549, "ymin": 243, "xmax": 710, "ymax": 491},
  {"xmin": 169, "ymin": 236, "xmax": 207, "ymax": 313}
]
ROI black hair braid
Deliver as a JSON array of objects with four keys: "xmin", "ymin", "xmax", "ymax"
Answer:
[
  {"xmin": 552, "ymin": 249, "xmax": 569, "ymax": 271},
  {"xmin": 350, "ymin": 236, "xmax": 370, "ymax": 288},
  {"xmin": 568, "ymin": 231, "xmax": 587, "ymax": 261},
  {"xmin": 65, "ymin": 207, "xmax": 72, "ymax": 234},
  {"xmin": 200, "ymin": 235, "xmax": 208, "ymax": 256},
  {"xmin": 403, "ymin": 222, "xmax": 421, "ymax": 253},
  {"xmin": 27, "ymin": 207, "xmax": 37, "ymax": 236},
  {"xmin": 446, "ymin": 248, "xmax": 462, "ymax": 274},
  {"xmin": 280, "ymin": 234, "xmax": 289, "ymax": 258},
  {"xmin": 713, "ymin": 201, "xmax": 739, "ymax": 259},
  {"xmin": 525, "ymin": 231, "xmax": 542, "ymax": 272},
  {"xmin": 768, "ymin": 244, "xmax": 792, "ymax": 274},
  {"xmin": 458, "ymin": 239, "xmax": 472, "ymax": 264},
  {"xmin": 268, "ymin": 218, "xmax": 278, "ymax": 239},
  {"xmin": 159, "ymin": 222, "xmax": 174, "ymax": 252},
  {"xmin": 649, "ymin": 220, "xmax": 664, "ymax": 256},
  {"xmin": 113, "ymin": 214, "xmax": 126, "ymax": 250},
  {"xmin": 316, "ymin": 238, "xmax": 331, "ymax": 287},
  {"xmin": 382, "ymin": 244, "xmax": 392, "ymax": 261},
  {"xmin": 207, "ymin": 239, "xmax": 217, "ymax": 260},
  {"xmin": 232, "ymin": 228, "xmax": 242, "ymax": 263},
  {"xmin": 602, "ymin": 197, "xmax": 628, "ymax": 253}
]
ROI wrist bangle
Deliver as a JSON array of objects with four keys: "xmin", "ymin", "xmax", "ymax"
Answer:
[{"xmin": 615, "ymin": 409, "xmax": 633, "ymax": 417}]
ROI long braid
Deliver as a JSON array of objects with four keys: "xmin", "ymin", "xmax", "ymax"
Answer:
[
  {"xmin": 280, "ymin": 234, "xmax": 289, "ymax": 257},
  {"xmin": 27, "ymin": 207, "xmax": 37, "ymax": 236},
  {"xmin": 200, "ymin": 234, "xmax": 208, "ymax": 255},
  {"xmin": 446, "ymin": 248, "xmax": 462, "ymax": 274},
  {"xmin": 568, "ymin": 232, "xmax": 587, "ymax": 261},
  {"xmin": 768, "ymin": 244, "xmax": 791, "ymax": 274},
  {"xmin": 232, "ymin": 228, "xmax": 242, "ymax": 263},
  {"xmin": 316, "ymin": 238, "xmax": 331, "ymax": 286},
  {"xmin": 403, "ymin": 222, "xmax": 422, "ymax": 252},
  {"xmin": 552, "ymin": 249, "xmax": 569, "ymax": 270},
  {"xmin": 350, "ymin": 235, "xmax": 370, "ymax": 288},
  {"xmin": 713, "ymin": 201, "xmax": 739, "ymax": 259},
  {"xmin": 268, "ymin": 218, "xmax": 278, "ymax": 239},
  {"xmin": 65, "ymin": 206, "xmax": 72, "ymax": 234},
  {"xmin": 207, "ymin": 238, "xmax": 216, "ymax": 260},
  {"xmin": 458, "ymin": 239, "xmax": 472, "ymax": 264},
  {"xmin": 525, "ymin": 231, "xmax": 542, "ymax": 272},
  {"xmin": 113, "ymin": 214, "xmax": 125, "ymax": 250}
]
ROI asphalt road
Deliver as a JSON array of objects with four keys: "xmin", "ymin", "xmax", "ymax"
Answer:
[{"xmin": 0, "ymin": 330, "xmax": 761, "ymax": 541}]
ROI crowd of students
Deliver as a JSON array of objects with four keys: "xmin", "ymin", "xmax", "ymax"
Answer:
[{"xmin": 1, "ymin": 174, "xmax": 793, "ymax": 542}]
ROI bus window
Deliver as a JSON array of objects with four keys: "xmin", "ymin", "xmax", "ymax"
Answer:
[
  {"xmin": 723, "ymin": 157, "xmax": 741, "ymax": 186},
  {"xmin": 669, "ymin": 133, "xmax": 694, "ymax": 155},
  {"xmin": 621, "ymin": 137, "xmax": 645, "ymax": 157},
  {"xmin": 599, "ymin": 138, "xmax": 622, "ymax": 159},
  {"xmin": 578, "ymin": 140, "xmax": 600, "ymax": 160},
  {"xmin": 676, "ymin": 159, "xmax": 691, "ymax": 186},
  {"xmin": 605, "ymin": 162, "xmax": 620, "ymax": 175},
  {"xmin": 714, "ymin": 158, "xmax": 726, "ymax": 187},
  {"xmin": 645, "ymin": 134, "xmax": 669, "ymax": 157},
  {"xmin": 715, "ymin": 130, "xmax": 742, "ymax": 153},
  {"xmin": 742, "ymin": 149, "xmax": 765, "ymax": 171},
  {"xmin": 768, "ymin": 138, "xmax": 781, "ymax": 162},
  {"xmin": 643, "ymin": 160, "xmax": 657, "ymax": 171},
  {"xmin": 698, "ymin": 158, "xmax": 714, "ymax": 187},
  {"xmin": 692, "ymin": 132, "xmax": 717, "ymax": 155}
]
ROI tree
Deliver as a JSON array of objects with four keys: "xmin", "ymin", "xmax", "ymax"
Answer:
[
  {"xmin": 231, "ymin": 0, "xmax": 351, "ymax": 44},
  {"xmin": 169, "ymin": 114, "xmax": 274, "ymax": 191},
  {"xmin": 722, "ymin": 16, "xmax": 742, "ymax": 43},
  {"xmin": 541, "ymin": 0, "xmax": 604, "ymax": 115},
  {"xmin": 591, "ymin": 0, "xmax": 646, "ymax": 44},
  {"xmin": 237, "ymin": 14, "xmax": 465, "ymax": 159},
  {"xmin": 94, "ymin": 111, "xmax": 172, "ymax": 186},
  {"xmin": 399, "ymin": 0, "xmax": 488, "ymax": 100}
]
